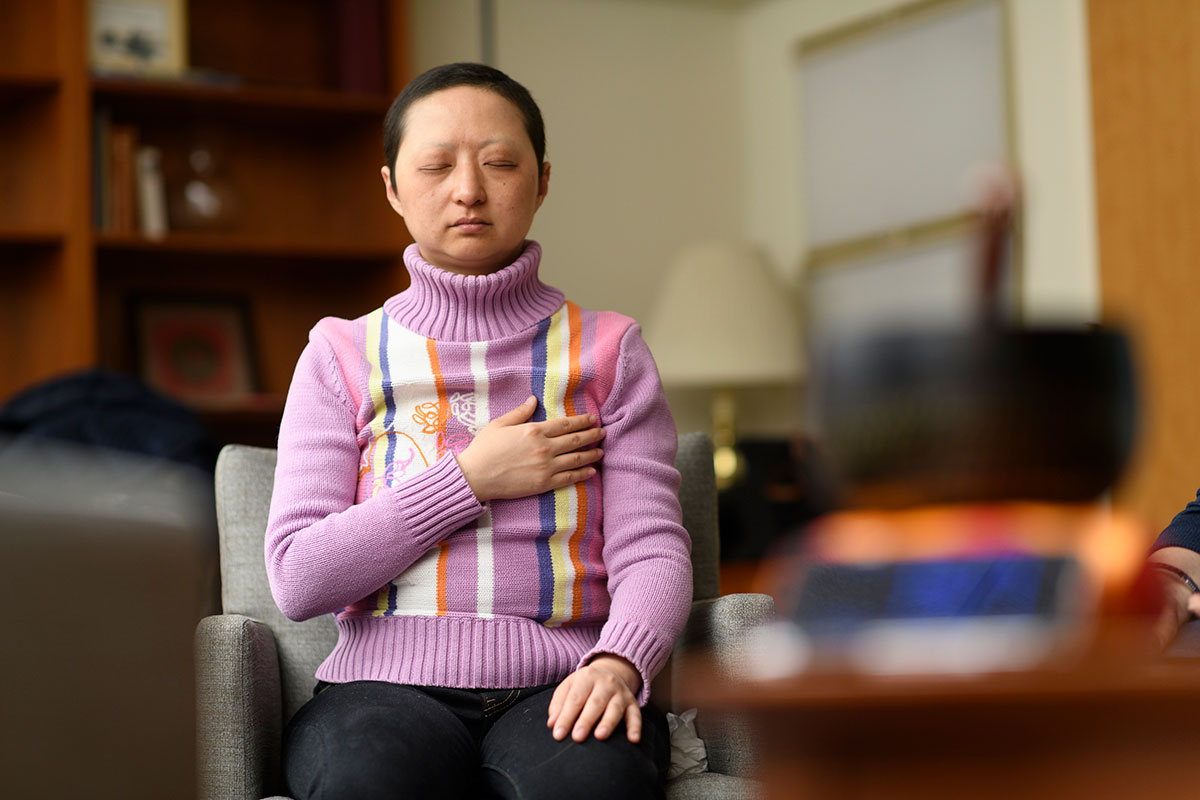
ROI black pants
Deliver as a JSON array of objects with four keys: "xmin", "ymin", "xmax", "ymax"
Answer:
[{"xmin": 282, "ymin": 680, "xmax": 670, "ymax": 800}]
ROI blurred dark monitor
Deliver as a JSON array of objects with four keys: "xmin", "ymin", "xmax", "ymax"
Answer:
[{"xmin": 808, "ymin": 326, "xmax": 1138, "ymax": 508}]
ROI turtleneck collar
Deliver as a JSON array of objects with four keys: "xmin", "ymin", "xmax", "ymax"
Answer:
[{"xmin": 384, "ymin": 241, "xmax": 565, "ymax": 342}]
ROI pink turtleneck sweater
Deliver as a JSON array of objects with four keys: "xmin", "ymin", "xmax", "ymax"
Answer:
[{"xmin": 264, "ymin": 241, "xmax": 692, "ymax": 704}]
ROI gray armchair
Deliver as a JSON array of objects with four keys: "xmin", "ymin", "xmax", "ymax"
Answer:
[{"xmin": 196, "ymin": 431, "xmax": 774, "ymax": 799}]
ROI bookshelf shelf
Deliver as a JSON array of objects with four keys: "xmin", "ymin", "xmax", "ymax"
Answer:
[
  {"xmin": 0, "ymin": 229, "xmax": 64, "ymax": 247},
  {"xmin": 95, "ymin": 231, "xmax": 406, "ymax": 262},
  {"xmin": 91, "ymin": 76, "xmax": 393, "ymax": 122},
  {"xmin": 195, "ymin": 396, "xmax": 288, "ymax": 449},
  {"xmin": 0, "ymin": 72, "xmax": 59, "ymax": 103}
]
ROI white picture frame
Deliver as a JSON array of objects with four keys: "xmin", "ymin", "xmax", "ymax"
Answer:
[{"xmin": 90, "ymin": 0, "xmax": 188, "ymax": 77}]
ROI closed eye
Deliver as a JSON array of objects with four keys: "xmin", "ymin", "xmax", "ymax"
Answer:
[
  {"xmin": 420, "ymin": 165, "xmax": 451, "ymax": 172},
  {"xmin": 486, "ymin": 162, "xmax": 517, "ymax": 169}
]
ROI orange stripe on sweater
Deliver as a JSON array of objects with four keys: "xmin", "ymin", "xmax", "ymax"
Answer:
[
  {"xmin": 427, "ymin": 338, "xmax": 452, "ymax": 616},
  {"xmin": 563, "ymin": 302, "xmax": 588, "ymax": 623}
]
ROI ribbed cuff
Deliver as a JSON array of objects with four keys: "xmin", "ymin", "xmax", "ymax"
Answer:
[
  {"xmin": 580, "ymin": 620, "xmax": 674, "ymax": 706},
  {"xmin": 387, "ymin": 455, "xmax": 484, "ymax": 551}
]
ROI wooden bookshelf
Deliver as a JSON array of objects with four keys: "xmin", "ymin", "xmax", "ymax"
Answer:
[{"xmin": 0, "ymin": 0, "xmax": 413, "ymax": 446}]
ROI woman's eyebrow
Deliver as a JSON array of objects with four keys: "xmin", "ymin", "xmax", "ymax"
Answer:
[{"xmin": 417, "ymin": 137, "xmax": 517, "ymax": 150}]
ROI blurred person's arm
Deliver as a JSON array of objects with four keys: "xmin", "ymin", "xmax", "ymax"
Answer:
[
  {"xmin": 1148, "ymin": 546, "xmax": 1200, "ymax": 647},
  {"xmin": 1148, "ymin": 487, "xmax": 1200, "ymax": 647}
]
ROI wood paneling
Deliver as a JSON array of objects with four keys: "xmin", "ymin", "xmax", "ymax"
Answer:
[{"xmin": 1089, "ymin": 0, "xmax": 1200, "ymax": 530}]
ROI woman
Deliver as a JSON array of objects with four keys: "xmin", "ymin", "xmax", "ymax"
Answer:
[{"xmin": 265, "ymin": 62, "xmax": 692, "ymax": 799}]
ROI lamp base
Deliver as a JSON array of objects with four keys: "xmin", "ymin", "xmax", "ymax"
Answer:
[
  {"xmin": 712, "ymin": 388, "xmax": 744, "ymax": 491},
  {"xmin": 714, "ymin": 442, "xmax": 745, "ymax": 491}
]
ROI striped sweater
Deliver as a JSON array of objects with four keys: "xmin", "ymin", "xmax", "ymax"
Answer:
[{"xmin": 265, "ymin": 241, "xmax": 693, "ymax": 704}]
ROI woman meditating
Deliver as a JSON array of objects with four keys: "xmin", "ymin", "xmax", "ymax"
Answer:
[{"xmin": 264, "ymin": 62, "xmax": 693, "ymax": 799}]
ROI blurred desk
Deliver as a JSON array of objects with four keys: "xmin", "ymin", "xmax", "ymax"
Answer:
[{"xmin": 685, "ymin": 630, "xmax": 1200, "ymax": 800}]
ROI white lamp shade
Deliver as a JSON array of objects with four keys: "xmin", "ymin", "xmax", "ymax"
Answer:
[{"xmin": 645, "ymin": 241, "xmax": 803, "ymax": 387}]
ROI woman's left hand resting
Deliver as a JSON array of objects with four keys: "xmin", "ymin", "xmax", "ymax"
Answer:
[{"xmin": 548, "ymin": 655, "xmax": 643, "ymax": 743}]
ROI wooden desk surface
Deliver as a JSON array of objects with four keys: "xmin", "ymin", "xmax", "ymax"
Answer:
[{"xmin": 683, "ymin": 624, "xmax": 1200, "ymax": 800}]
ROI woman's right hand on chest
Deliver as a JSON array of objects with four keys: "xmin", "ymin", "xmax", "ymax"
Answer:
[{"xmin": 455, "ymin": 395, "xmax": 605, "ymax": 502}]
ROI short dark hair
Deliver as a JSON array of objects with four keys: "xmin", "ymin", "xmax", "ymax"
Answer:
[{"xmin": 384, "ymin": 62, "xmax": 546, "ymax": 190}]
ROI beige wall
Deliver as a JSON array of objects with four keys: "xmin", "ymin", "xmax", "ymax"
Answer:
[
  {"xmin": 407, "ymin": 0, "xmax": 1098, "ymax": 436},
  {"xmin": 411, "ymin": 0, "xmax": 743, "ymax": 326}
]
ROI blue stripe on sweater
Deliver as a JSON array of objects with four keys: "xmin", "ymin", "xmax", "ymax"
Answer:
[
  {"xmin": 532, "ymin": 317, "xmax": 555, "ymax": 623},
  {"xmin": 380, "ymin": 313, "xmax": 397, "ymax": 486}
]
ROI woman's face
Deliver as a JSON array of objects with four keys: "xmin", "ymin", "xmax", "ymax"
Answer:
[{"xmin": 382, "ymin": 86, "xmax": 549, "ymax": 275}]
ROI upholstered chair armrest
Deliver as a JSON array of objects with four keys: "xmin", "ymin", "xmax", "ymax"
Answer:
[
  {"xmin": 679, "ymin": 593, "xmax": 777, "ymax": 661},
  {"xmin": 671, "ymin": 593, "xmax": 775, "ymax": 779},
  {"xmin": 195, "ymin": 614, "xmax": 284, "ymax": 800}
]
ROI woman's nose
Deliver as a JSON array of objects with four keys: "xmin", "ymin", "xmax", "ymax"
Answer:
[{"xmin": 452, "ymin": 165, "xmax": 486, "ymax": 205}]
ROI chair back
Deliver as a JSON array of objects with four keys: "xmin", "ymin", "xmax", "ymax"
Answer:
[{"xmin": 214, "ymin": 431, "xmax": 718, "ymax": 722}]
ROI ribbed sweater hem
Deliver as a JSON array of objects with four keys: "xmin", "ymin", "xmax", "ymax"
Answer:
[{"xmin": 315, "ymin": 615, "xmax": 606, "ymax": 691}]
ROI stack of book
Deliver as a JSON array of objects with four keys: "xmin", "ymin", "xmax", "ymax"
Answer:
[{"xmin": 92, "ymin": 108, "xmax": 168, "ymax": 237}]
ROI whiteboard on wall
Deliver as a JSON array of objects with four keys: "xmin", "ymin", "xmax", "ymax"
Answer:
[{"xmin": 798, "ymin": 0, "xmax": 1009, "ymax": 250}]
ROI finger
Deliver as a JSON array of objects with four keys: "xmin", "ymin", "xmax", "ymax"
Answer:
[
  {"xmin": 624, "ymin": 702, "xmax": 642, "ymax": 743},
  {"xmin": 553, "ymin": 684, "xmax": 590, "ymax": 741},
  {"xmin": 548, "ymin": 466, "xmax": 597, "ymax": 491},
  {"xmin": 548, "ymin": 426, "xmax": 606, "ymax": 455},
  {"xmin": 572, "ymin": 689, "xmax": 612, "ymax": 743},
  {"xmin": 1153, "ymin": 600, "xmax": 1189, "ymax": 648},
  {"xmin": 1188, "ymin": 593, "xmax": 1200, "ymax": 617},
  {"xmin": 1153, "ymin": 611, "xmax": 1176, "ymax": 649},
  {"xmin": 547, "ymin": 680, "xmax": 570, "ymax": 729},
  {"xmin": 551, "ymin": 447, "xmax": 603, "ymax": 473},
  {"xmin": 542, "ymin": 413, "xmax": 598, "ymax": 437},
  {"xmin": 493, "ymin": 396, "xmax": 539, "ymax": 427},
  {"xmin": 592, "ymin": 696, "xmax": 629, "ymax": 741}
]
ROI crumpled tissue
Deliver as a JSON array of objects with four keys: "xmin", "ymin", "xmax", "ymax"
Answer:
[{"xmin": 666, "ymin": 707, "xmax": 708, "ymax": 779}]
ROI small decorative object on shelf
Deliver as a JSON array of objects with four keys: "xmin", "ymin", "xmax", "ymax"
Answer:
[
  {"xmin": 170, "ymin": 137, "xmax": 237, "ymax": 231},
  {"xmin": 89, "ymin": 0, "xmax": 189, "ymax": 77},
  {"xmin": 132, "ymin": 295, "xmax": 260, "ymax": 406}
]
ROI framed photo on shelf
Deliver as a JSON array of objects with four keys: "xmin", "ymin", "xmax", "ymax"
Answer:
[
  {"xmin": 89, "ymin": 0, "xmax": 189, "ymax": 76},
  {"xmin": 132, "ymin": 296, "xmax": 259, "ymax": 405}
]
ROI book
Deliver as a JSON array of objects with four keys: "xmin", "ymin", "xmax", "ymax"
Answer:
[
  {"xmin": 335, "ymin": 0, "xmax": 386, "ymax": 94},
  {"xmin": 135, "ymin": 146, "xmax": 168, "ymax": 238},
  {"xmin": 108, "ymin": 123, "xmax": 138, "ymax": 234},
  {"xmin": 92, "ymin": 107, "xmax": 111, "ymax": 230}
]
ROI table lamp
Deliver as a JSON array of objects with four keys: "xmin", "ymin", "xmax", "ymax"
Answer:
[{"xmin": 645, "ymin": 241, "xmax": 803, "ymax": 489}]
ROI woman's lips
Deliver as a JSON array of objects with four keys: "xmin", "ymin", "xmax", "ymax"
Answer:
[{"xmin": 452, "ymin": 218, "xmax": 490, "ymax": 233}]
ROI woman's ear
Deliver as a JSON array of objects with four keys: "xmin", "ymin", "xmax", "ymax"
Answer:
[
  {"xmin": 381, "ymin": 166, "xmax": 404, "ymax": 216},
  {"xmin": 536, "ymin": 162, "xmax": 551, "ymax": 209}
]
